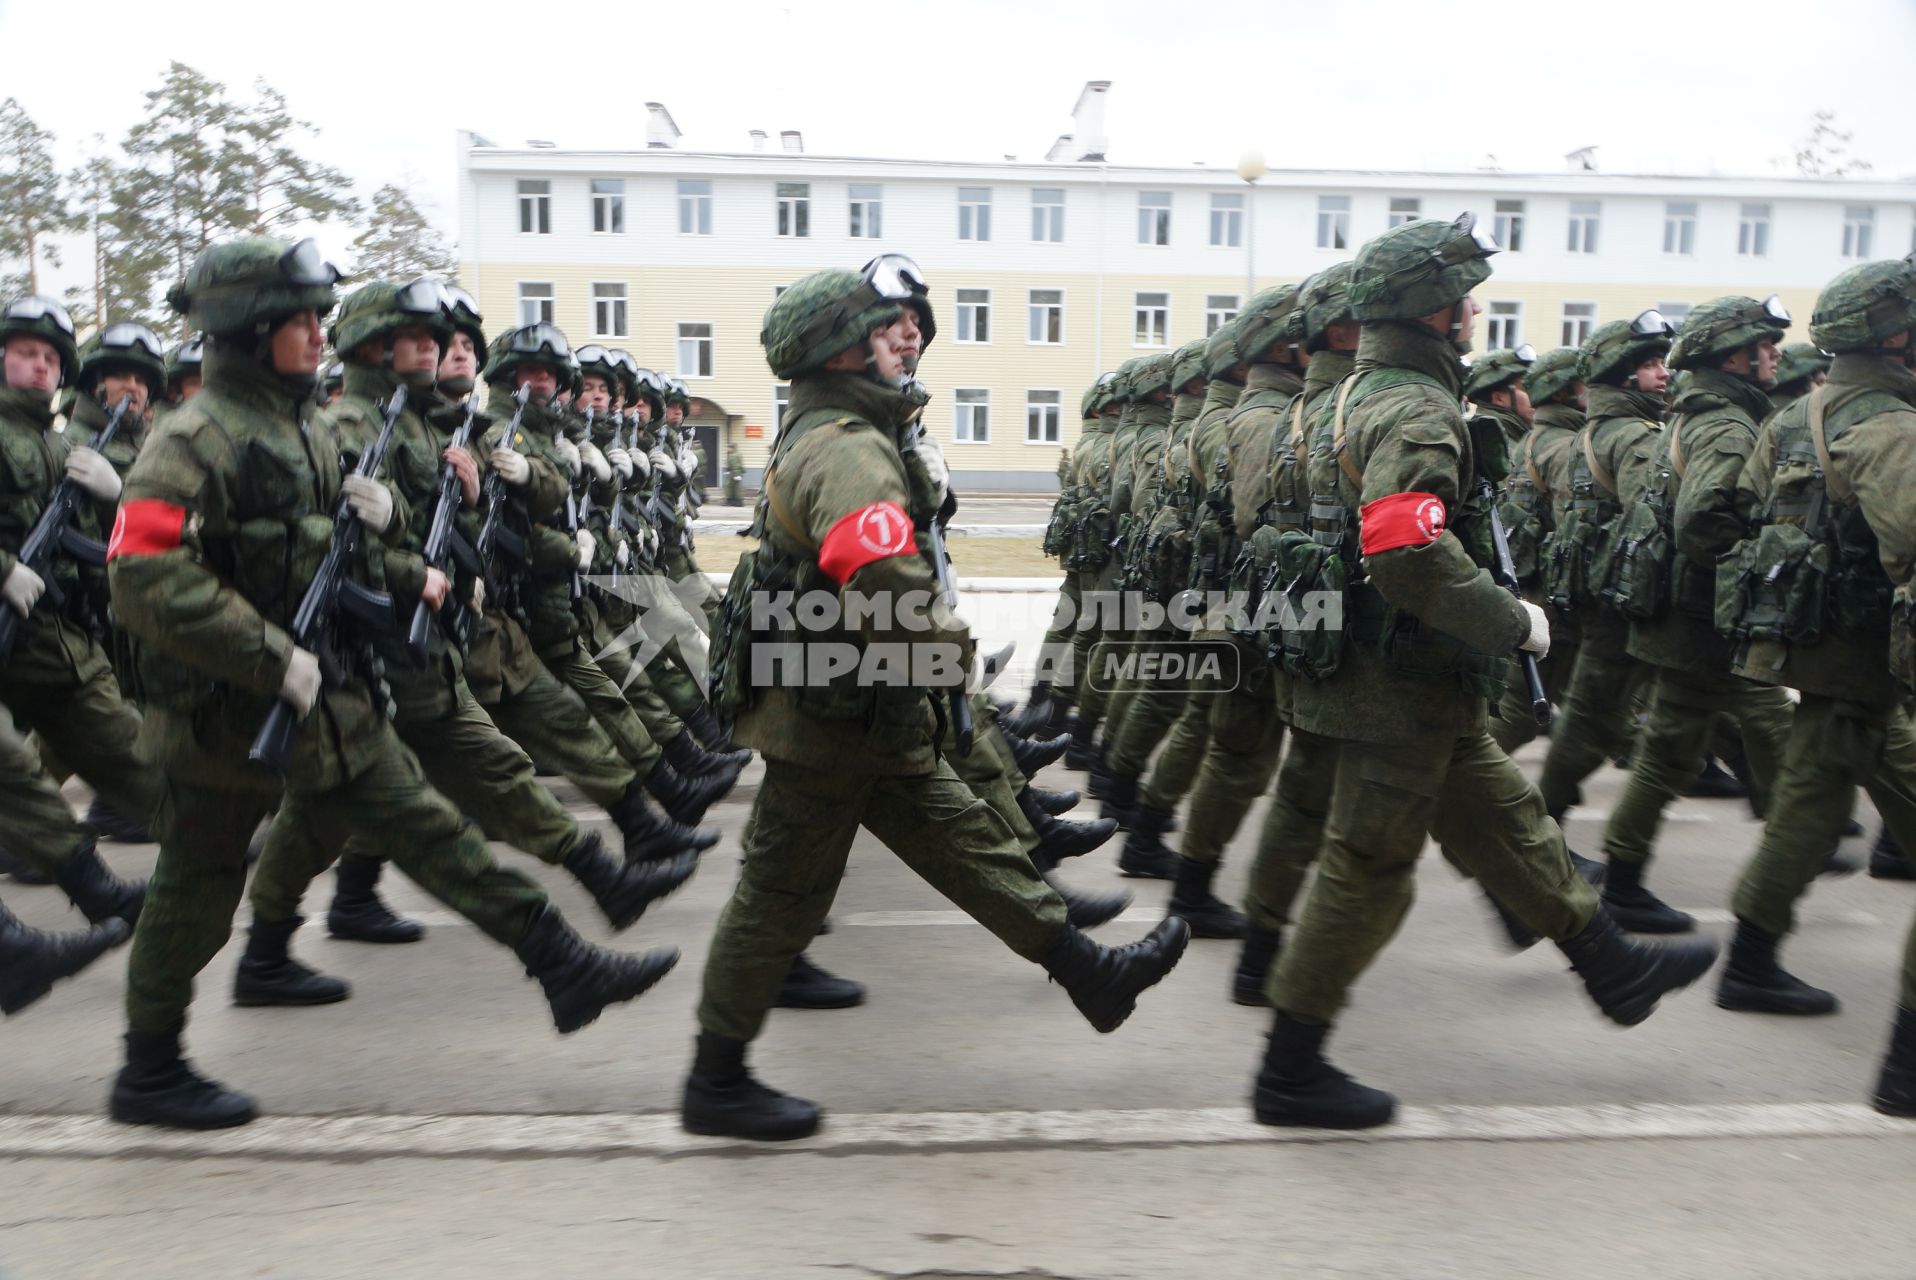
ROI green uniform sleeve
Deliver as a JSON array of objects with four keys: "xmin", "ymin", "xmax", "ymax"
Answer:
[
  {"xmin": 1833, "ymin": 406, "xmax": 1916, "ymax": 585},
  {"xmin": 1673, "ymin": 416, "xmax": 1755, "ymax": 569},
  {"xmin": 1734, "ymin": 420, "xmax": 1781, "ymax": 531}
]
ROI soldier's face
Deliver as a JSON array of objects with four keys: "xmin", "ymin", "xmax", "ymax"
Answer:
[
  {"xmin": 270, "ymin": 310, "xmax": 326, "ymax": 377},
  {"xmin": 580, "ymin": 375, "xmax": 612, "ymax": 414},
  {"xmin": 387, "ymin": 324, "xmax": 440, "ymax": 376},
  {"xmin": 1631, "ymin": 356, "xmax": 1670, "ymax": 395},
  {"xmin": 439, "ymin": 332, "xmax": 478, "ymax": 384},
  {"xmin": 515, "ymin": 365, "xmax": 558, "ymax": 401},
  {"xmin": 1566, "ymin": 380, "xmax": 1588, "ymax": 410},
  {"xmin": 665, "ymin": 404, "xmax": 684, "ymax": 426},
  {"xmin": 99, "ymin": 371, "xmax": 150, "ymax": 416},
  {"xmin": 1753, "ymin": 337, "xmax": 1780, "ymax": 384},
  {"xmin": 1325, "ymin": 321, "xmax": 1361, "ymax": 352},
  {"xmin": 882, "ymin": 311, "xmax": 923, "ymax": 374},
  {"xmin": 1510, "ymin": 383, "xmax": 1534, "ymax": 425},
  {"xmin": 2, "ymin": 335, "xmax": 61, "ymax": 393},
  {"xmin": 633, "ymin": 399, "xmax": 652, "ymax": 424},
  {"xmin": 173, "ymin": 373, "xmax": 202, "ymax": 403},
  {"xmin": 1453, "ymin": 296, "xmax": 1481, "ymax": 346}
]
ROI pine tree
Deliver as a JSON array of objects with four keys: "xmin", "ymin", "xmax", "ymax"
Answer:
[
  {"xmin": 0, "ymin": 97, "xmax": 81, "ymax": 295},
  {"xmin": 350, "ymin": 183, "xmax": 455, "ymax": 281}
]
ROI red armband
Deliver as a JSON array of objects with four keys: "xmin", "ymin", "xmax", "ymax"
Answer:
[
  {"xmin": 1360, "ymin": 492, "xmax": 1448, "ymax": 556},
  {"xmin": 817, "ymin": 501, "xmax": 918, "ymax": 584},
  {"xmin": 106, "ymin": 499, "xmax": 188, "ymax": 560}
]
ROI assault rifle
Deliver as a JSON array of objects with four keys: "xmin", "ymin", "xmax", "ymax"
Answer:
[
  {"xmin": 557, "ymin": 417, "xmax": 586, "ymax": 609},
  {"xmin": 607, "ymin": 417, "xmax": 628, "ymax": 588},
  {"xmin": 406, "ymin": 388, "xmax": 482, "ymax": 665},
  {"xmin": 248, "ymin": 386, "xmax": 409, "ymax": 772},
  {"xmin": 901, "ymin": 422, "xmax": 972, "ymax": 756},
  {"xmin": 474, "ymin": 384, "xmax": 533, "ymax": 577},
  {"xmin": 0, "ymin": 393, "xmax": 131, "ymax": 663},
  {"xmin": 1471, "ymin": 416, "xmax": 1550, "ymax": 730}
]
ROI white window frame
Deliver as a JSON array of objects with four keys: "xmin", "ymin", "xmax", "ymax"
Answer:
[
  {"xmin": 1843, "ymin": 205, "xmax": 1875, "ymax": 259},
  {"xmin": 772, "ymin": 383, "xmax": 790, "ymax": 436},
  {"xmin": 955, "ymin": 288, "xmax": 991, "ymax": 344},
  {"xmin": 676, "ymin": 322, "xmax": 714, "ymax": 379},
  {"xmin": 1388, "ymin": 196, "xmax": 1421, "ymax": 228},
  {"xmin": 516, "ymin": 281, "xmax": 554, "ymax": 326},
  {"xmin": 954, "ymin": 388, "xmax": 990, "ymax": 444},
  {"xmin": 1560, "ymin": 301, "xmax": 1598, "ymax": 349},
  {"xmin": 1031, "ymin": 188, "xmax": 1065, "ymax": 243},
  {"xmin": 591, "ymin": 282, "xmax": 628, "ymax": 339},
  {"xmin": 1737, "ymin": 202, "xmax": 1771, "ymax": 258},
  {"xmin": 677, "ymin": 179, "xmax": 712, "ymax": 236},
  {"xmin": 1662, "ymin": 201, "xmax": 1697, "ymax": 257},
  {"xmin": 1204, "ymin": 294, "xmax": 1240, "ymax": 336},
  {"xmin": 1134, "ymin": 291, "xmax": 1169, "ymax": 348},
  {"xmin": 1316, "ymin": 195, "xmax": 1351, "ymax": 250},
  {"xmin": 1567, "ymin": 200, "xmax": 1600, "ymax": 254},
  {"xmin": 848, "ymin": 183, "xmax": 882, "ymax": 239},
  {"xmin": 775, "ymin": 182, "xmax": 810, "ymax": 238},
  {"xmin": 958, "ymin": 187, "xmax": 992, "ymax": 242},
  {"xmin": 1657, "ymin": 301, "xmax": 1693, "ymax": 328},
  {"xmin": 1209, "ymin": 192, "xmax": 1243, "ymax": 247},
  {"xmin": 516, "ymin": 179, "xmax": 550, "ymax": 235},
  {"xmin": 590, "ymin": 179, "xmax": 625, "ymax": 235},
  {"xmin": 1137, "ymin": 190, "xmax": 1172, "ymax": 246},
  {"xmin": 1485, "ymin": 300, "xmax": 1523, "ymax": 351},
  {"xmin": 1494, "ymin": 199, "xmax": 1525, "ymax": 252},
  {"xmin": 1027, "ymin": 289, "xmax": 1064, "ymax": 345},
  {"xmin": 1025, "ymin": 390, "xmax": 1063, "ymax": 445}
]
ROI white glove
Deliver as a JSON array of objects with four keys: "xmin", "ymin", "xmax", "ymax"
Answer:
[
  {"xmin": 340, "ymin": 474, "xmax": 395, "ymax": 533},
  {"xmin": 580, "ymin": 441, "xmax": 611, "ymax": 483},
  {"xmin": 281, "ymin": 647, "xmax": 322, "ymax": 721},
  {"xmin": 639, "ymin": 525, "xmax": 658, "ymax": 560},
  {"xmin": 606, "ymin": 448, "xmax": 634, "ymax": 480},
  {"xmin": 468, "ymin": 576, "xmax": 486, "ymax": 613},
  {"xmin": 1, "ymin": 561, "xmax": 46, "ymax": 618},
  {"xmin": 576, "ymin": 528, "xmax": 597, "ymax": 571},
  {"xmin": 629, "ymin": 448, "xmax": 652, "ymax": 480},
  {"xmin": 554, "ymin": 435, "xmax": 582, "ymax": 476},
  {"xmin": 614, "ymin": 537, "xmax": 631, "ymax": 568},
  {"xmin": 1518, "ymin": 600, "xmax": 1551, "ymax": 658},
  {"xmin": 648, "ymin": 447, "xmax": 673, "ymax": 477},
  {"xmin": 64, "ymin": 447, "xmax": 122, "ymax": 503},
  {"xmin": 677, "ymin": 450, "xmax": 698, "ymax": 481},
  {"xmin": 917, "ymin": 434, "xmax": 952, "ymax": 508},
  {"xmin": 490, "ymin": 448, "xmax": 530, "ymax": 487}
]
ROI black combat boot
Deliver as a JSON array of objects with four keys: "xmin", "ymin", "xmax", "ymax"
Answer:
[
  {"xmin": 109, "ymin": 1021, "xmax": 258, "ymax": 1130},
  {"xmin": 1044, "ymin": 871, "xmax": 1130, "ymax": 930},
  {"xmin": 1086, "ymin": 744, "xmax": 1113, "ymax": 798},
  {"xmin": 565, "ymin": 833, "xmax": 698, "ymax": 931},
  {"xmin": 1872, "ymin": 1005, "xmax": 1916, "ymax": 1118},
  {"xmin": 662, "ymin": 730, "xmax": 751, "ymax": 783},
  {"xmin": 327, "ymin": 856, "xmax": 424, "ymax": 944},
  {"xmin": 1025, "ymin": 785, "xmax": 1080, "ymax": 816},
  {"xmin": 1099, "ymin": 769, "xmax": 1140, "ymax": 828},
  {"xmin": 610, "ymin": 780, "xmax": 719, "ymax": 862},
  {"xmin": 1599, "ymin": 856, "xmax": 1694, "ymax": 934},
  {"xmin": 82, "ymin": 797, "xmax": 151, "ymax": 844},
  {"xmin": 999, "ymin": 693, "xmax": 1054, "ymax": 739},
  {"xmin": 0, "ymin": 901, "xmax": 129, "ymax": 1016},
  {"xmin": 515, "ymin": 905, "xmax": 679, "ymax": 1034},
  {"xmin": 1253, "ymin": 1012, "xmax": 1396, "ymax": 1130},
  {"xmin": 1688, "ymin": 755, "xmax": 1748, "ymax": 799},
  {"xmin": 1117, "ymin": 803, "xmax": 1177, "ymax": 879},
  {"xmin": 683, "ymin": 704, "xmax": 736, "ymax": 753},
  {"xmin": 681, "ymin": 1031, "xmax": 820, "ymax": 1140},
  {"xmin": 0, "ymin": 846, "xmax": 51, "ymax": 884},
  {"xmin": 1482, "ymin": 887, "xmax": 1541, "ymax": 952},
  {"xmin": 774, "ymin": 953, "xmax": 866, "ymax": 1009},
  {"xmin": 1559, "ymin": 909, "xmax": 1719, "ymax": 1026},
  {"xmin": 53, "ymin": 841, "xmax": 145, "ymax": 927},
  {"xmin": 1167, "ymin": 856, "xmax": 1247, "ymax": 939},
  {"xmin": 1871, "ymin": 828, "xmax": 1915, "ymax": 881},
  {"xmin": 233, "ymin": 916, "xmax": 350, "ymax": 1007},
  {"xmin": 645, "ymin": 758, "xmax": 734, "ymax": 826},
  {"xmin": 1008, "ymin": 732, "xmax": 1071, "ymax": 778},
  {"xmin": 1039, "ymin": 917, "xmax": 1189, "ymax": 1033},
  {"xmin": 1821, "ymin": 845, "xmax": 1860, "ymax": 877},
  {"xmin": 1714, "ymin": 919, "xmax": 1839, "ymax": 1016},
  {"xmin": 1061, "ymin": 714, "xmax": 1099, "ymax": 772},
  {"xmin": 1042, "ymin": 695, "xmax": 1074, "ymax": 737},
  {"xmin": 1029, "ymin": 813, "xmax": 1117, "ymax": 873},
  {"xmin": 1231, "ymin": 925, "xmax": 1282, "ymax": 1007}
]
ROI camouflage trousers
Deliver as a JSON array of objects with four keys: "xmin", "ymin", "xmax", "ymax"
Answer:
[
  {"xmin": 697, "ymin": 754, "xmax": 1070, "ymax": 1043},
  {"xmin": 1175, "ymin": 665, "xmax": 1285, "ymax": 867},
  {"xmin": 1068, "ymin": 566, "xmax": 1122, "ymax": 732},
  {"xmin": 1536, "ymin": 610, "xmax": 1650, "ymax": 816},
  {"xmin": 945, "ymin": 696, "xmax": 1042, "ymax": 853},
  {"xmin": 0, "ymin": 664, "xmax": 160, "ymax": 875},
  {"xmin": 126, "ymin": 713, "xmax": 546, "ymax": 1033},
  {"xmin": 1244, "ymin": 726, "xmax": 1340, "ymax": 938},
  {"xmin": 590, "ymin": 628, "xmax": 688, "ymax": 746},
  {"xmin": 541, "ymin": 636, "xmax": 662, "ymax": 778},
  {"xmin": 1600, "ymin": 663, "xmax": 1792, "ymax": 868},
  {"xmin": 1270, "ymin": 730, "xmax": 1600, "ymax": 1026},
  {"xmin": 1038, "ymin": 572, "xmax": 1081, "ymax": 707},
  {"xmin": 477, "ymin": 660, "xmax": 639, "ymax": 809}
]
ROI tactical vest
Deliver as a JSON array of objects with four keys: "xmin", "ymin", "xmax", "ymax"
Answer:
[
  {"xmin": 1497, "ymin": 424, "xmax": 1564, "ymax": 586},
  {"xmin": 1541, "ymin": 418, "xmax": 1643, "ymax": 612}
]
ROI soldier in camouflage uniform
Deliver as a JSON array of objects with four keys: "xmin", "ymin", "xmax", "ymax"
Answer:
[
  {"xmin": 1253, "ymin": 215, "xmax": 1716, "ymax": 1130},
  {"xmin": 1592, "ymin": 296, "xmax": 1797, "ymax": 933},
  {"xmin": 104, "ymin": 237, "xmax": 684, "ymax": 1130},
  {"xmin": 161, "ymin": 334, "xmax": 204, "ymax": 415},
  {"xmin": 1048, "ymin": 373, "xmax": 1121, "ymax": 746},
  {"xmin": 686, "ymin": 258, "xmax": 1188, "ymax": 1141},
  {"xmin": 1768, "ymin": 342, "xmax": 1831, "ymax": 415}
]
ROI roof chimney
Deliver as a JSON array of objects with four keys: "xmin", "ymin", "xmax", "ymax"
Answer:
[
  {"xmin": 749, "ymin": 129, "xmax": 768, "ymax": 151},
  {"xmin": 1565, "ymin": 145, "xmax": 1598, "ymax": 172},
  {"xmin": 780, "ymin": 130, "xmax": 803, "ymax": 154},
  {"xmin": 644, "ymin": 103, "xmax": 681, "ymax": 149},
  {"xmin": 1071, "ymin": 81, "xmax": 1110, "ymax": 162},
  {"xmin": 1044, "ymin": 134, "xmax": 1075, "ymax": 162}
]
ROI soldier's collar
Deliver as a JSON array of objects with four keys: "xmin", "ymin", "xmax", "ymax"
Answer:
[{"xmin": 1828, "ymin": 352, "xmax": 1916, "ymax": 406}]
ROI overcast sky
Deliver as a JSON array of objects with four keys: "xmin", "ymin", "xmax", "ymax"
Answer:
[{"xmin": 5, "ymin": 0, "xmax": 1914, "ymax": 297}]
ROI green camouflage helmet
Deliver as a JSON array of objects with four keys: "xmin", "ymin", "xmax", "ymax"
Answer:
[
  {"xmin": 1171, "ymin": 337, "xmax": 1209, "ymax": 392},
  {"xmin": 1297, "ymin": 263, "xmax": 1356, "ymax": 352},
  {"xmin": 1463, "ymin": 343, "xmax": 1538, "ymax": 400},
  {"xmin": 1130, "ymin": 352, "xmax": 1175, "ymax": 399},
  {"xmin": 574, "ymin": 343, "xmax": 623, "ymax": 396},
  {"xmin": 1524, "ymin": 345, "xmax": 1584, "ymax": 404},
  {"xmin": 664, "ymin": 376, "xmax": 691, "ymax": 409},
  {"xmin": 445, "ymin": 284, "xmax": 485, "ymax": 357},
  {"xmin": 1580, "ymin": 309, "xmax": 1677, "ymax": 385},
  {"xmin": 77, "ymin": 321, "xmax": 167, "ymax": 398},
  {"xmin": 761, "ymin": 268, "xmax": 905, "ymax": 380},
  {"xmin": 1203, "ymin": 319, "xmax": 1242, "ymax": 379},
  {"xmin": 0, "ymin": 294, "xmax": 80, "ymax": 385},
  {"xmin": 1809, "ymin": 257, "xmax": 1916, "ymax": 353},
  {"xmin": 328, "ymin": 278, "xmax": 455, "ymax": 361},
  {"xmin": 1772, "ymin": 341, "xmax": 1832, "ymax": 389},
  {"xmin": 320, "ymin": 360, "xmax": 344, "ymax": 392},
  {"xmin": 164, "ymin": 332, "xmax": 204, "ymax": 390},
  {"xmin": 1109, "ymin": 357, "xmax": 1145, "ymax": 404},
  {"xmin": 166, "ymin": 235, "xmax": 341, "ymax": 339},
  {"xmin": 606, "ymin": 348, "xmax": 639, "ymax": 402},
  {"xmin": 1081, "ymin": 370, "xmax": 1117, "ymax": 418},
  {"xmin": 482, "ymin": 321, "xmax": 572, "ymax": 386},
  {"xmin": 1668, "ymin": 294, "xmax": 1791, "ymax": 371},
  {"xmin": 1234, "ymin": 284, "xmax": 1301, "ymax": 364},
  {"xmin": 631, "ymin": 366, "xmax": 666, "ymax": 417},
  {"xmin": 1348, "ymin": 212, "xmax": 1498, "ymax": 323}
]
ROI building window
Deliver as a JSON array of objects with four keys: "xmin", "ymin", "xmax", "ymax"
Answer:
[
  {"xmin": 591, "ymin": 283, "xmax": 627, "ymax": 338},
  {"xmin": 1494, "ymin": 199, "xmax": 1525, "ymax": 252},
  {"xmin": 591, "ymin": 179, "xmax": 625, "ymax": 234},
  {"xmin": 1561, "ymin": 301, "xmax": 1598, "ymax": 348},
  {"xmin": 1658, "ymin": 301, "xmax": 1693, "ymax": 328},
  {"xmin": 1316, "ymin": 195, "xmax": 1350, "ymax": 249},
  {"xmin": 1485, "ymin": 301, "xmax": 1523, "ymax": 351},
  {"xmin": 776, "ymin": 182, "xmax": 810, "ymax": 238},
  {"xmin": 1204, "ymin": 294, "xmax": 1239, "ymax": 336},
  {"xmin": 1138, "ymin": 191, "xmax": 1171, "ymax": 246},
  {"xmin": 1567, "ymin": 199, "xmax": 1600, "ymax": 254},
  {"xmin": 1031, "ymin": 188, "xmax": 1064, "ymax": 242},
  {"xmin": 773, "ymin": 384, "xmax": 790, "ymax": 435},
  {"xmin": 954, "ymin": 388, "xmax": 990, "ymax": 443},
  {"xmin": 1662, "ymin": 201, "xmax": 1697, "ymax": 256},
  {"xmin": 1843, "ymin": 205, "xmax": 1875, "ymax": 259},
  {"xmin": 1738, "ymin": 203, "xmax": 1771, "ymax": 258},
  {"xmin": 676, "ymin": 322, "xmax": 713, "ymax": 378},
  {"xmin": 1026, "ymin": 390, "xmax": 1062, "ymax": 444},
  {"xmin": 516, "ymin": 179, "xmax": 550, "ymax": 235},
  {"xmin": 516, "ymin": 281, "xmax": 553, "ymax": 326},
  {"xmin": 1209, "ymin": 192, "xmax": 1243, "ymax": 247},
  {"xmin": 677, "ymin": 179, "xmax": 712, "ymax": 235},
  {"xmin": 956, "ymin": 289, "xmax": 991, "ymax": 343},
  {"xmin": 958, "ymin": 187, "xmax": 992, "ymax": 241},
  {"xmin": 848, "ymin": 183, "xmax": 882, "ymax": 239},
  {"xmin": 1134, "ymin": 292, "xmax": 1169, "ymax": 347},
  {"xmin": 1027, "ymin": 289, "xmax": 1063, "ymax": 345},
  {"xmin": 1388, "ymin": 196, "xmax": 1421, "ymax": 228}
]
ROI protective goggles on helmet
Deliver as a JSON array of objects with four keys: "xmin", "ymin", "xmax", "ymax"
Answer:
[
  {"xmin": 574, "ymin": 344, "xmax": 616, "ymax": 368},
  {"xmin": 172, "ymin": 334, "xmax": 205, "ymax": 366},
  {"xmin": 1630, "ymin": 309, "xmax": 1677, "ymax": 339},
  {"xmin": 1433, "ymin": 211, "xmax": 1501, "ymax": 265},
  {"xmin": 634, "ymin": 369, "xmax": 665, "ymax": 395},
  {"xmin": 442, "ymin": 284, "xmax": 479, "ymax": 316},
  {"xmin": 393, "ymin": 277, "xmax": 456, "ymax": 317},
  {"xmin": 1095, "ymin": 371, "xmax": 1118, "ymax": 387},
  {"xmin": 1756, "ymin": 294, "xmax": 1792, "ymax": 326},
  {"xmin": 506, "ymin": 322, "xmax": 570, "ymax": 361},
  {"xmin": 99, "ymin": 322, "xmax": 165, "ymax": 361},
  {"xmin": 861, "ymin": 254, "xmax": 929, "ymax": 303},
  {"xmin": 4, "ymin": 294, "xmax": 75, "ymax": 337},
  {"xmin": 1511, "ymin": 343, "xmax": 1538, "ymax": 364},
  {"xmin": 278, "ymin": 237, "xmax": 343, "ymax": 288},
  {"xmin": 322, "ymin": 361, "xmax": 345, "ymax": 382},
  {"xmin": 607, "ymin": 349, "xmax": 638, "ymax": 376}
]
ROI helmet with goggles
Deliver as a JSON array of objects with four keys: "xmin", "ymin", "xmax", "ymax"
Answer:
[
  {"xmin": 1581, "ymin": 309, "xmax": 1677, "ymax": 386},
  {"xmin": 1348, "ymin": 213, "xmax": 1498, "ymax": 323},
  {"xmin": 1524, "ymin": 346, "xmax": 1584, "ymax": 405},
  {"xmin": 1464, "ymin": 344, "xmax": 1537, "ymax": 401},
  {"xmin": 483, "ymin": 321, "xmax": 572, "ymax": 387},
  {"xmin": 1810, "ymin": 256, "xmax": 1916, "ymax": 354},
  {"xmin": 168, "ymin": 235, "xmax": 342, "ymax": 339},
  {"xmin": 328, "ymin": 277, "xmax": 455, "ymax": 361},
  {"xmin": 1668, "ymin": 294, "xmax": 1791, "ymax": 371},
  {"xmin": 0, "ymin": 293, "xmax": 81, "ymax": 385},
  {"xmin": 761, "ymin": 254, "xmax": 934, "ymax": 380},
  {"xmin": 77, "ymin": 321, "xmax": 167, "ymax": 398}
]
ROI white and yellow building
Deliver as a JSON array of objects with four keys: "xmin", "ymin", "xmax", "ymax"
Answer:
[{"xmin": 455, "ymin": 86, "xmax": 1916, "ymax": 490}]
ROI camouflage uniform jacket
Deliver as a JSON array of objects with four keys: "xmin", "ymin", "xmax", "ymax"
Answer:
[{"xmin": 0, "ymin": 385, "xmax": 108, "ymax": 687}]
